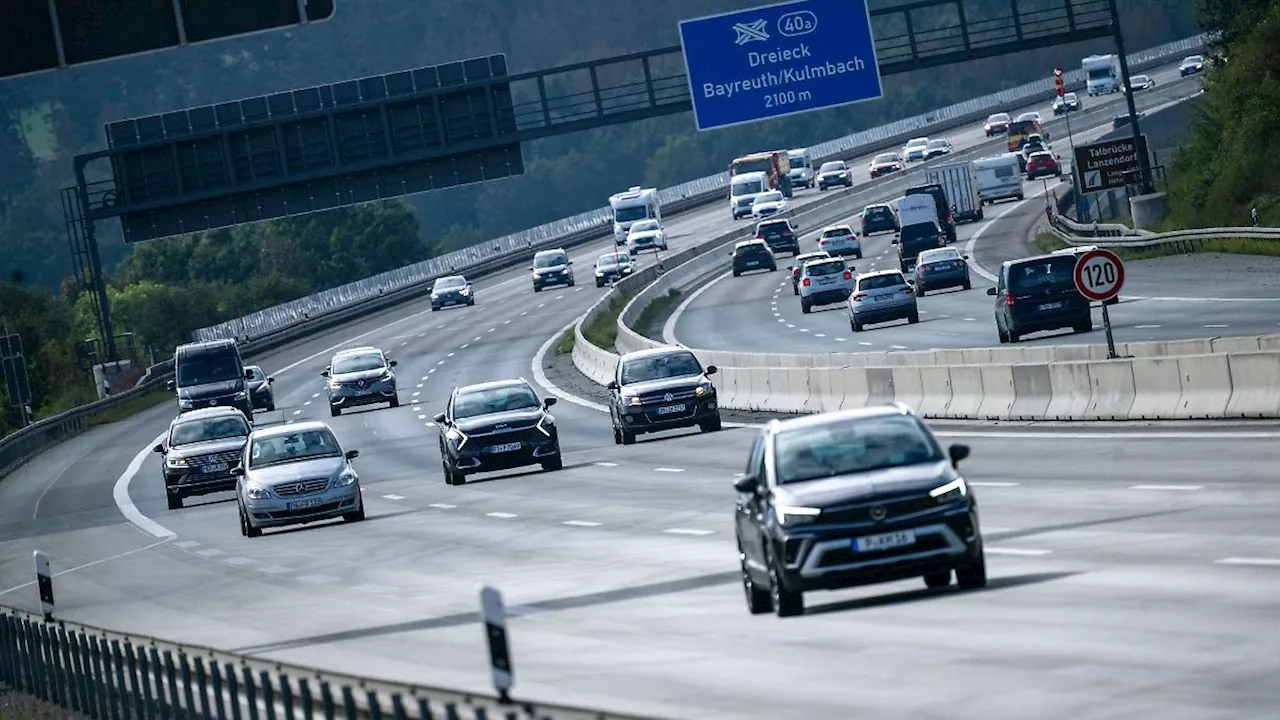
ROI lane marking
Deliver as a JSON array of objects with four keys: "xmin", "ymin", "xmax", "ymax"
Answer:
[
  {"xmin": 654, "ymin": 467, "xmax": 686, "ymax": 473},
  {"xmin": 986, "ymin": 547, "xmax": 1053, "ymax": 556},
  {"xmin": 1133, "ymin": 324, "xmax": 1162, "ymax": 329},
  {"xmin": 429, "ymin": 503, "xmax": 456, "ymax": 509},
  {"xmin": 970, "ymin": 481, "xmax": 1020, "ymax": 487},
  {"xmin": 0, "ymin": 538, "xmax": 171, "ymax": 598},
  {"xmin": 1215, "ymin": 557, "xmax": 1280, "ymax": 567},
  {"xmin": 382, "ymin": 494, "xmax": 406, "ymax": 500},
  {"xmin": 1203, "ymin": 324, "xmax": 1228, "ymax": 328},
  {"xmin": 664, "ymin": 269, "xmax": 734, "ymax": 344},
  {"xmin": 563, "ymin": 520, "xmax": 602, "ymax": 527},
  {"xmin": 593, "ymin": 461, "xmax": 618, "ymax": 467},
  {"xmin": 173, "ymin": 540, "xmax": 200, "ymax": 549},
  {"xmin": 487, "ymin": 512, "xmax": 518, "ymax": 519},
  {"xmin": 963, "ymin": 180, "xmax": 1054, "ymax": 282},
  {"xmin": 259, "ymin": 565, "xmax": 293, "ymax": 574},
  {"xmin": 223, "ymin": 557, "xmax": 256, "ymax": 566},
  {"xmin": 1129, "ymin": 484, "xmax": 1204, "ymax": 491},
  {"xmin": 664, "ymin": 528, "xmax": 714, "ymax": 536},
  {"xmin": 113, "ymin": 432, "xmax": 177, "ymax": 539},
  {"xmin": 196, "ymin": 548, "xmax": 225, "ymax": 557}
]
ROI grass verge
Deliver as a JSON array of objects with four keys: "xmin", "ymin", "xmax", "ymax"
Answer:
[
  {"xmin": 634, "ymin": 288, "xmax": 683, "ymax": 340},
  {"xmin": 582, "ymin": 291, "xmax": 635, "ymax": 352},
  {"xmin": 1035, "ymin": 232, "xmax": 1280, "ymax": 261},
  {"xmin": 554, "ymin": 327, "xmax": 575, "ymax": 355},
  {"xmin": 85, "ymin": 389, "xmax": 171, "ymax": 428}
]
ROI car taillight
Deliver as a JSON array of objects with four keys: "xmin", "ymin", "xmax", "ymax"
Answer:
[
  {"xmin": 756, "ymin": 233, "xmax": 763, "ymax": 239},
  {"xmin": 802, "ymin": 278, "xmax": 811, "ymax": 287},
  {"xmin": 842, "ymin": 271, "xmax": 852, "ymax": 280},
  {"xmin": 1005, "ymin": 291, "xmax": 1015, "ymax": 307}
]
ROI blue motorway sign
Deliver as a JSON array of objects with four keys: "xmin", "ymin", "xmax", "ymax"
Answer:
[{"xmin": 679, "ymin": 0, "xmax": 883, "ymax": 131}]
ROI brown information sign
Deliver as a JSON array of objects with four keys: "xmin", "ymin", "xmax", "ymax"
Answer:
[{"xmin": 1073, "ymin": 134, "xmax": 1149, "ymax": 193}]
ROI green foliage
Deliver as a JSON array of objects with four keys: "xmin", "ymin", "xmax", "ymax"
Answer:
[
  {"xmin": 555, "ymin": 328, "xmax": 575, "ymax": 355},
  {"xmin": 634, "ymin": 289, "xmax": 683, "ymax": 340},
  {"xmin": 583, "ymin": 291, "xmax": 635, "ymax": 352}
]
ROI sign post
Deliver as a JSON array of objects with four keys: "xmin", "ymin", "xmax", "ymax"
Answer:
[
  {"xmin": 1073, "ymin": 248, "xmax": 1126, "ymax": 359},
  {"xmin": 34, "ymin": 551, "xmax": 54, "ymax": 622},
  {"xmin": 678, "ymin": 0, "xmax": 883, "ymax": 131},
  {"xmin": 479, "ymin": 585, "xmax": 514, "ymax": 702}
]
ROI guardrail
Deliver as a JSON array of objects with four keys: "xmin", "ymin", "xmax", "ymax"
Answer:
[
  {"xmin": 1049, "ymin": 213, "xmax": 1280, "ymax": 247},
  {"xmin": 0, "ymin": 607, "xmax": 658, "ymax": 720}
]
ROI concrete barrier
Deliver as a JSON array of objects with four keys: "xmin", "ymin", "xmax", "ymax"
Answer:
[
  {"xmin": 1225, "ymin": 353, "xmax": 1280, "ymax": 417},
  {"xmin": 1044, "ymin": 361, "xmax": 1093, "ymax": 419},
  {"xmin": 1009, "ymin": 364, "xmax": 1053, "ymax": 420},
  {"xmin": 1174, "ymin": 354, "xmax": 1232, "ymax": 419},
  {"xmin": 1126, "ymin": 357, "xmax": 1183, "ymax": 419},
  {"xmin": 889, "ymin": 366, "xmax": 924, "ymax": 413},
  {"xmin": 916, "ymin": 367, "xmax": 953, "ymax": 417},
  {"xmin": 947, "ymin": 366, "xmax": 985, "ymax": 417},
  {"xmin": 977, "ymin": 365, "xmax": 1016, "ymax": 419},
  {"xmin": 1084, "ymin": 360, "xmax": 1136, "ymax": 420}
]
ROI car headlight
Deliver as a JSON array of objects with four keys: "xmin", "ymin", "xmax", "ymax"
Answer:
[
  {"xmin": 694, "ymin": 381, "xmax": 713, "ymax": 397},
  {"xmin": 536, "ymin": 413, "xmax": 554, "ymax": 437},
  {"xmin": 930, "ymin": 477, "xmax": 968, "ymax": 504},
  {"xmin": 179, "ymin": 399, "xmax": 193, "ymax": 409},
  {"xmin": 166, "ymin": 453, "xmax": 189, "ymax": 468},
  {"xmin": 233, "ymin": 390, "xmax": 248, "ymax": 400},
  {"xmin": 447, "ymin": 427, "xmax": 469, "ymax": 450},
  {"xmin": 596, "ymin": 269, "xmax": 605, "ymax": 276},
  {"xmin": 244, "ymin": 485, "xmax": 272, "ymax": 500},
  {"xmin": 775, "ymin": 505, "xmax": 821, "ymax": 526},
  {"xmin": 460, "ymin": 287, "xmax": 471, "ymax": 295},
  {"xmin": 626, "ymin": 394, "xmax": 642, "ymax": 406},
  {"xmin": 334, "ymin": 470, "xmax": 358, "ymax": 487}
]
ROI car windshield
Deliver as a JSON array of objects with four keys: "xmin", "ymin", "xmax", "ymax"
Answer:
[
  {"xmin": 453, "ymin": 386, "xmax": 541, "ymax": 418},
  {"xmin": 988, "ymin": 113, "xmax": 1009, "ymax": 122},
  {"xmin": 819, "ymin": 162, "xmax": 844, "ymax": 172},
  {"xmin": 615, "ymin": 206, "xmax": 650, "ymax": 223},
  {"xmin": 332, "ymin": 353, "xmax": 385, "ymax": 374},
  {"xmin": 920, "ymin": 249, "xmax": 961, "ymax": 263},
  {"xmin": 873, "ymin": 154, "xmax": 898, "ymax": 164},
  {"xmin": 621, "ymin": 351, "xmax": 702, "ymax": 384},
  {"xmin": 1063, "ymin": 93, "xmax": 1077, "ymax": 101},
  {"xmin": 1008, "ymin": 256, "xmax": 1077, "ymax": 291},
  {"xmin": 927, "ymin": 140, "xmax": 948, "ymax": 149},
  {"xmin": 859, "ymin": 274, "xmax": 907, "ymax": 290},
  {"xmin": 773, "ymin": 414, "xmax": 944, "ymax": 484},
  {"xmin": 755, "ymin": 191, "xmax": 782, "ymax": 203},
  {"xmin": 177, "ymin": 352, "xmax": 242, "ymax": 387},
  {"xmin": 248, "ymin": 429, "xmax": 342, "ymax": 468},
  {"xmin": 806, "ymin": 261, "xmax": 845, "ymax": 277},
  {"xmin": 170, "ymin": 416, "xmax": 250, "ymax": 446},
  {"xmin": 435, "ymin": 277, "xmax": 465, "ymax": 290},
  {"xmin": 731, "ymin": 178, "xmax": 764, "ymax": 196},
  {"xmin": 1185, "ymin": 55, "xmax": 1202, "ymax": 64},
  {"xmin": 1134, "ymin": 75, "xmax": 1149, "ymax": 83},
  {"xmin": 597, "ymin": 255, "xmax": 623, "ymax": 267},
  {"xmin": 534, "ymin": 253, "xmax": 566, "ymax": 268},
  {"xmin": 906, "ymin": 139, "xmax": 927, "ymax": 147},
  {"xmin": 630, "ymin": 220, "xmax": 660, "ymax": 233}
]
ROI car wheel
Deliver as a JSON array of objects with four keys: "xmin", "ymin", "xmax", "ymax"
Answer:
[
  {"xmin": 344, "ymin": 499, "xmax": 366, "ymax": 523},
  {"xmin": 733, "ymin": 269, "xmax": 741, "ymax": 277},
  {"xmin": 266, "ymin": 401, "xmax": 275, "ymax": 412},
  {"xmin": 541, "ymin": 451, "xmax": 564, "ymax": 471},
  {"xmin": 534, "ymin": 285, "xmax": 542, "ymax": 293},
  {"xmin": 792, "ymin": 284, "xmax": 798, "ymax": 296},
  {"xmin": 330, "ymin": 406, "xmax": 341, "ymax": 417},
  {"xmin": 770, "ymin": 264, "xmax": 778, "ymax": 271},
  {"xmin": 741, "ymin": 545, "xmax": 772, "ymax": 614},
  {"xmin": 963, "ymin": 279, "xmax": 972, "ymax": 291},
  {"xmin": 611, "ymin": 423, "xmax": 622, "ymax": 445},
  {"xmin": 924, "ymin": 570, "xmax": 952, "ymax": 589},
  {"xmin": 389, "ymin": 396, "xmax": 400, "ymax": 409},
  {"xmin": 468, "ymin": 298, "xmax": 475, "ymax": 306},
  {"xmin": 908, "ymin": 310, "xmax": 920, "ymax": 324},
  {"xmin": 1075, "ymin": 319, "xmax": 1092, "ymax": 333},
  {"xmin": 595, "ymin": 279, "xmax": 603, "ymax": 288},
  {"xmin": 240, "ymin": 504, "xmax": 261, "ymax": 538},
  {"xmin": 568, "ymin": 279, "xmax": 576, "ymax": 287},
  {"xmin": 700, "ymin": 414, "xmax": 723, "ymax": 433},
  {"xmin": 431, "ymin": 305, "xmax": 439, "ymax": 312},
  {"xmin": 916, "ymin": 286, "xmax": 926, "ymax": 297},
  {"xmin": 621, "ymin": 429, "xmax": 636, "ymax": 445},
  {"xmin": 856, "ymin": 251, "xmax": 863, "ymax": 259},
  {"xmin": 1008, "ymin": 328, "xmax": 1021, "ymax": 343},
  {"xmin": 767, "ymin": 548, "xmax": 804, "ymax": 617},
  {"xmin": 850, "ymin": 317, "xmax": 861, "ymax": 332},
  {"xmin": 998, "ymin": 325, "xmax": 1009, "ymax": 344},
  {"xmin": 167, "ymin": 493, "xmax": 183, "ymax": 511},
  {"xmin": 800, "ymin": 300, "xmax": 811, "ymax": 314},
  {"xmin": 956, "ymin": 549, "xmax": 988, "ymax": 589}
]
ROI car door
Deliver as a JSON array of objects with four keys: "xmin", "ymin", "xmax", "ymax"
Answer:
[{"xmin": 735, "ymin": 434, "xmax": 769, "ymax": 572}]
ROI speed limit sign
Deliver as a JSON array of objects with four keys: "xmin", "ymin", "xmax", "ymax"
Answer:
[{"xmin": 1073, "ymin": 248, "xmax": 1125, "ymax": 302}]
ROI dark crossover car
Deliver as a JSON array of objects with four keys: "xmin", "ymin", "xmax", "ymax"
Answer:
[
  {"xmin": 323, "ymin": 346, "xmax": 399, "ymax": 415},
  {"xmin": 594, "ymin": 252, "xmax": 634, "ymax": 286},
  {"xmin": 234, "ymin": 421, "xmax": 364, "ymax": 537},
  {"xmin": 608, "ymin": 347, "xmax": 721, "ymax": 445},
  {"xmin": 169, "ymin": 339, "xmax": 255, "ymax": 420},
  {"xmin": 245, "ymin": 365, "xmax": 275, "ymax": 411},
  {"xmin": 755, "ymin": 218, "xmax": 800, "ymax": 255},
  {"xmin": 860, "ymin": 203, "xmax": 899, "ymax": 235},
  {"xmin": 430, "ymin": 275, "xmax": 474, "ymax": 310},
  {"xmin": 434, "ymin": 378, "xmax": 561, "ymax": 485},
  {"xmin": 153, "ymin": 406, "xmax": 251, "ymax": 510},
  {"xmin": 734, "ymin": 404, "xmax": 986, "ymax": 617},
  {"xmin": 531, "ymin": 248, "xmax": 575, "ymax": 292},
  {"xmin": 816, "ymin": 161, "xmax": 853, "ymax": 190},
  {"xmin": 989, "ymin": 252, "xmax": 1092, "ymax": 343},
  {"xmin": 897, "ymin": 221, "xmax": 946, "ymax": 272},
  {"xmin": 1179, "ymin": 54, "xmax": 1204, "ymax": 76},
  {"xmin": 913, "ymin": 247, "xmax": 972, "ymax": 295},
  {"xmin": 732, "ymin": 240, "xmax": 777, "ymax": 277}
]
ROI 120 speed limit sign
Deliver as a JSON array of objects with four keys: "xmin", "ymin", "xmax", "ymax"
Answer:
[{"xmin": 1073, "ymin": 248, "xmax": 1125, "ymax": 302}]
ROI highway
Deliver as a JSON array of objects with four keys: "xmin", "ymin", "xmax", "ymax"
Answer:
[{"xmin": 2, "ymin": 56, "xmax": 1280, "ymax": 719}]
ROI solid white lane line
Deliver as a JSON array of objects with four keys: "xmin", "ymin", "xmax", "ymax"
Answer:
[
  {"xmin": 1215, "ymin": 557, "xmax": 1280, "ymax": 567},
  {"xmin": 113, "ymin": 432, "xmax": 177, "ymax": 539},
  {"xmin": 970, "ymin": 481, "xmax": 1021, "ymax": 487},
  {"xmin": 963, "ymin": 180, "xmax": 1053, "ymax": 281},
  {"xmin": 986, "ymin": 547, "xmax": 1053, "ymax": 556},
  {"xmin": 663, "ymin": 269, "xmax": 734, "ymax": 344},
  {"xmin": 594, "ymin": 461, "xmax": 618, "ymax": 467},
  {"xmin": 429, "ymin": 503, "xmax": 456, "ymax": 509},
  {"xmin": 654, "ymin": 468, "xmax": 686, "ymax": 473},
  {"xmin": 1129, "ymin": 484, "xmax": 1204, "ymax": 491}
]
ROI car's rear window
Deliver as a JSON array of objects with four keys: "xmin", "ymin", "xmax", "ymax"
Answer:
[
  {"xmin": 822, "ymin": 228, "xmax": 850, "ymax": 238},
  {"xmin": 736, "ymin": 244, "xmax": 769, "ymax": 255},
  {"xmin": 807, "ymin": 261, "xmax": 845, "ymax": 276},
  {"xmin": 759, "ymin": 223, "xmax": 790, "ymax": 238},
  {"xmin": 865, "ymin": 207, "xmax": 890, "ymax": 218},
  {"xmin": 1008, "ymin": 256, "xmax": 1077, "ymax": 292},
  {"xmin": 859, "ymin": 274, "xmax": 906, "ymax": 290}
]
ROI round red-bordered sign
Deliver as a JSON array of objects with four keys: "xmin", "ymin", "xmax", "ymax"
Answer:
[{"xmin": 1073, "ymin": 248, "xmax": 1125, "ymax": 302}]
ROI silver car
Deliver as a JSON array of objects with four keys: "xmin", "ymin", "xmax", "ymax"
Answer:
[
  {"xmin": 849, "ymin": 269, "xmax": 920, "ymax": 331},
  {"xmin": 799, "ymin": 257, "xmax": 854, "ymax": 314},
  {"xmin": 323, "ymin": 346, "xmax": 399, "ymax": 416},
  {"xmin": 234, "ymin": 421, "xmax": 364, "ymax": 537}
]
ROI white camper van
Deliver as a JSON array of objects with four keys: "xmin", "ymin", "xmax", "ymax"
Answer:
[
  {"xmin": 1082, "ymin": 54, "xmax": 1121, "ymax": 95},
  {"xmin": 787, "ymin": 148, "xmax": 814, "ymax": 189},
  {"xmin": 729, "ymin": 171, "xmax": 770, "ymax": 220},
  {"xmin": 973, "ymin": 154, "xmax": 1025, "ymax": 205},
  {"xmin": 609, "ymin": 187, "xmax": 661, "ymax": 245}
]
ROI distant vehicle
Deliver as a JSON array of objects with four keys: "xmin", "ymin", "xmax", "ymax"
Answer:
[
  {"xmin": 1016, "ymin": 134, "xmax": 1050, "ymax": 172},
  {"xmin": 430, "ymin": 275, "xmax": 474, "ymax": 310},
  {"xmin": 1113, "ymin": 111, "xmax": 1144, "ymax": 130},
  {"xmin": 754, "ymin": 218, "xmax": 800, "ymax": 255},
  {"xmin": 732, "ymin": 240, "xmax": 778, "ymax": 277},
  {"xmin": 787, "ymin": 148, "xmax": 815, "ymax": 189},
  {"xmin": 1052, "ymin": 92, "xmax": 1082, "ymax": 115},
  {"xmin": 245, "ymin": 365, "xmax": 275, "ymax": 412},
  {"xmin": 905, "ymin": 183, "xmax": 958, "ymax": 243},
  {"xmin": 902, "ymin": 137, "xmax": 930, "ymax": 162},
  {"xmin": 1024, "ymin": 151, "xmax": 1061, "ymax": 180},
  {"xmin": 798, "ymin": 257, "xmax": 854, "ymax": 314},
  {"xmin": 609, "ymin": 187, "xmax": 660, "ymax": 245},
  {"xmin": 789, "ymin": 251, "xmax": 832, "ymax": 295},
  {"xmin": 1123, "ymin": 74, "xmax": 1155, "ymax": 93},
  {"xmin": 434, "ymin": 378, "xmax": 562, "ymax": 485},
  {"xmin": 733, "ymin": 404, "xmax": 985, "ymax": 617},
  {"xmin": 593, "ymin": 252, "xmax": 634, "ymax": 287},
  {"xmin": 988, "ymin": 252, "xmax": 1093, "ymax": 343},
  {"xmin": 924, "ymin": 162, "xmax": 982, "ymax": 223},
  {"xmin": 817, "ymin": 224, "xmax": 862, "ymax": 259},
  {"xmin": 1179, "ymin": 54, "xmax": 1205, "ymax": 76},
  {"xmin": 731, "ymin": 151, "xmax": 793, "ymax": 197},
  {"xmin": 608, "ymin": 347, "xmax": 722, "ymax": 444},
  {"xmin": 626, "ymin": 219, "xmax": 668, "ymax": 255},
  {"xmin": 984, "ymin": 112, "xmax": 1011, "ymax": 137},
  {"xmin": 751, "ymin": 190, "xmax": 789, "ymax": 219},
  {"xmin": 816, "ymin": 160, "xmax": 853, "ymax": 190},
  {"xmin": 849, "ymin": 269, "xmax": 919, "ymax": 331},
  {"xmin": 729, "ymin": 171, "xmax": 770, "ymax": 220},
  {"xmin": 1082, "ymin": 54, "xmax": 1121, "ymax": 95},
  {"xmin": 913, "ymin": 247, "xmax": 972, "ymax": 295},
  {"xmin": 169, "ymin": 339, "xmax": 255, "ymax": 420},
  {"xmin": 531, "ymin": 248, "xmax": 575, "ymax": 292},
  {"xmin": 896, "ymin": 195, "xmax": 946, "ymax": 272},
  {"xmin": 924, "ymin": 138, "xmax": 953, "ymax": 158},
  {"xmin": 235, "ymin": 421, "xmax": 364, "ymax": 537},
  {"xmin": 1005, "ymin": 117, "xmax": 1045, "ymax": 154},
  {"xmin": 973, "ymin": 154, "xmax": 1025, "ymax": 205},
  {"xmin": 154, "ymin": 406, "xmax": 251, "ymax": 510},
  {"xmin": 869, "ymin": 152, "xmax": 904, "ymax": 178},
  {"xmin": 860, "ymin": 203, "xmax": 899, "ymax": 235},
  {"xmin": 322, "ymin": 346, "xmax": 399, "ymax": 416},
  {"xmin": 1016, "ymin": 111, "xmax": 1043, "ymax": 123}
]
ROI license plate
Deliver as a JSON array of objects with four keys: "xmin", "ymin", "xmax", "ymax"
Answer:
[
  {"xmin": 656, "ymin": 403, "xmax": 686, "ymax": 415},
  {"xmin": 853, "ymin": 529, "xmax": 917, "ymax": 552},
  {"xmin": 1039, "ymin": 301, "xmax": 1064, "ymax": 310},
  {"xmin": 745, "ymin": 261, "xmax": 759, "ymax": 267},
  {"xmin": 200, "ymin": 463, "xmax": 229, "ymax": 474},
  {"xmin": 486, "ymin": 442, "xmax": 522, "ymax": 453},
  {"xmin": 287, "ymin": 499, "xmax": 324, "ymax": 511},
  {"xmin": 819, "ymin": 278, "xmax": 834, "ymax": 284}
]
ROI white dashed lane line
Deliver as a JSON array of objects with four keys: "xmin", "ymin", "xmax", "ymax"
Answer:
[
  {"xmin": 563, "ymin": 520, "xmax": 602, "ymax": 527},
  {"xmin": 447, "ymin": 352, "xmax": 455, "ymax": 357},
  {"xmin": 985, "ymin": 548, "xmax": 1053, "ymax": 556},
  {"xmin": 487, "ymin": 512, "xmax": 518, "ymax": 519},
  {"xmin": 429, "ymin": 503, "xmax": 456, "ymax": 509},
  {"xmin": 664, "ymin": 528, "xmax": 714, "ymax": 536},
  {"xmin": 970, "ymin": 481, "xmax": 1020, "ymax": 487},
  {"xmin": 654, "ymin": 467, "xmax": 686, "ymax": 473},
  {"xmin": 594, "ymin": 462, "xmax": 618, "ymax": 467},
  {"xmin": 382, "ymin": 494, "xmax": 406, "ymax": 500}
]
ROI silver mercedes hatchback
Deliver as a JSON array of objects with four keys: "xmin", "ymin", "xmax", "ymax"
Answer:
[{"xmin": 234, "ymin": 421, "xmax": 364, "ymax": 537}]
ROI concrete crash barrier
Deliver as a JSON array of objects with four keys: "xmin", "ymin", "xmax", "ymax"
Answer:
[{"xmin": 1225, "ymin": 352, "xmax": 1280, "ymax": 417}]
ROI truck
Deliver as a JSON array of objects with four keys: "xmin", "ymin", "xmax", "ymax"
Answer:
[
  {"xmin": 895, "ymin": 194, "xmax": 945, "ymax": 271},
  {"xmin": 786, "ymin": 148, "xmax": 814, "ymax": 189},
  {"xmin": 1006, "ymin": 117, "xmax": 1044, "ymax": 153},
  {"xmin": 924, "ymin": 161, "xmax": 982, "ymax": 223},
  {"xmin": 1082, "ymin": 54, "xmax": 1121, "ymax": 96},
  {"xmin": 608, "ymin": 187, "xmax": 660, "ymax": 246},
  {"xmin": 730, "ymin": 151, "xmax": 793, "ymax": 198}
]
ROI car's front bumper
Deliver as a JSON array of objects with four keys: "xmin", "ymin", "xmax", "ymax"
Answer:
[
  {"xmin": 329, "ymin": 383, "xmax": 397, "ymax": 408},
  {"xmin": 449, "ymin": 432, "xmax": 560, "ymax": 474},
  {"xmin": 534, "ymin": 272, "xmax": 572, "ymax": 288},
  {"xmin": 618, "ymin": 395, "xmax": 718, "ymax": 433},
  {"xmin": 164, "ymin": 469, "xmax": 236, "ymax": 497},
  {"xmin": 432, "ymin": 293, "xmax": 472, "ymax": 307},
  {"xmin": 243, "ymin": 483, "xmax": 362, "ymax": 529}
]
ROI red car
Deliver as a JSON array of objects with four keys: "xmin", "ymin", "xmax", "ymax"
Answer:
[
  {"xmin": 1024, "ymin": 151, "xmax": 1061, "ymax": 179},
  {"xmin": 868, "ymin": 152, "xmax": 903, "ymax": 178},
  {"xmin": 984, "ymin": 112, "xmax": 1010, "ymax": 137}
]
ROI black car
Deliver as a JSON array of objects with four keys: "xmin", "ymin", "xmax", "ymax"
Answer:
[
  {"xmin": 755, "ymin": 218, "xmax": 800, "ymax": 255},
  {"xmin": 734, "ymin": 404, "xmax": 986, "ymax": 617},
  {"xmin": 430, "ymin": 275, "xmax": 474, "ymax": 310},
  {"xmin": 245, "ymin": 365, "xmax": 275, "ymax": 411},
  {"xmin": 153, "ymin": 406, "xmax": 251, "ymax": 510},
  {"xmin": 913, "ymin": 248, "xmax": 972, "ymax": 294},
  {"xmin": 989, "ymin": 252, "xmax": 1092, "ymax": 343},
  {"xmin": 816, "ymin": 161, "xmax": 853, "ymax": 190},
  {"xmin": 531, "ymin": 248, "xmax": 575, "ymax": 292},
  {"xmin": 1112, "ymin": 112, "xmax": 1143, "ymax": 130},
  {"xmin": 860, "ymin": 204, "xmax": 899, "ymax": 235},
  {"xmin": 168, "ymin": 338, "xmax": 255, "ymax": 420},
  {"xmin": 434, "ymin": 379, "xmax": 561, "ymax": 485},
  {"xmin": 594, "ymin": 252, "xmax": 634, "ymax": 286},
  {"xmin": 904, "ymin": 184, "xmax": 956, "ymax": 244},
  {"xmin": 732, "ymin": 240, "xmax": 777, "ymax": 277},
  {"xmin": 608, "ymin": 347, "xmax": 721, "ymax": 444},
  {"xmin": 897, "ymin": 221, "xmax": 946, "ymax": 272}
]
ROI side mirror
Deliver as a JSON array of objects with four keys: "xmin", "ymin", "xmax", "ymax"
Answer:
[
  {"xmin": 986, "ymin": 287, "xmax": 998, "ymax": 296},
  {"xmin": 432, "ymin": 412, "xmax": 446, "ymax": 423},
  {"xmin": 706, "ymin": 365, "xmax": 718, "ymax": 375},
  {"xmin": 345, "ymin": 449, "xmax": 360, "ymax": 460},
  {"xmin": 962, "ymin": 255, "xmax": 970, "ymax": 260},
  {"xmin": 320, "ymin": 370, "xmax": 330, "ymax": 378},
  {"xmin": 906, "ymin": 279, "xmax": 915, "ymax": 285},
  {"xmin": 389, "ymin": 360, "xmax": 398, "ymax": 367},
  {"xmin": 567, "ymin": 260, "xmax": 574, "ymax": 265},
  {"xmin": 245, "ymin": 369, "xmax": 254, "ymax": 379},
  {"xmin": 230, "ymin": 466, "xmax": 245, "ymax": 477},
  {"xmin": 267, "ymin": 377, "xmax": 275, "ymax": 384},
  {"xmin": 606, "ymin": 380, "xmax": 620, "ymax": 391},
  {"xmin": 543, "ymin": 397, "xmax": 558, "ymax": 409},
  {"xmin": 734, "ymin": 476, "xmax": 759, "ymax": 493},
  {"xmin": 948, "ymin": 443, "xmax": 970, "ymax": 466},
  {"xmin": 166, "ymin": 380, "xmax": 175, "ymax": 391},
  {"xmin": 153, "ymin": 443, "xmax": 165, "ymax": 454},
  {"xmin": 529, "ymin": 266, "xmax": 534, "ymax": 271}
]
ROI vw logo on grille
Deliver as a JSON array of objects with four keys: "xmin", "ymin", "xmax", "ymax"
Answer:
[
  {"xmin": 869, "ymin": 505, "xmax": 887, "ymax": 521},
  {"xmin": 209, "ymin": 399, "xmax": 217, "ymax": 406},
  {"xmin": 664, "ymin": 393, "xmax": 674, "ymax": 402}
]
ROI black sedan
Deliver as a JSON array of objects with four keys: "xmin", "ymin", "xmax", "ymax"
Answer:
[
  {"xmin": 245, "ymin": 365, "xmax": 275, "ymax": 411},
  {"xmin": 734, "ymin": 404, "xmax": 985, "ymax": 617},
  {"xmin": 731, "ymin": 240, "xmax": 777, "ymax": 276},
  {"xmin": 434, "ymin": 379, "xmax": 561, "ymax": 485},
  {"xmin": 913, "ymin": 248, "xmax": 972, "ymax": 295},
  {"xmin": 608, "ymin": 347, "xmax": 721, "ymax": 444}
]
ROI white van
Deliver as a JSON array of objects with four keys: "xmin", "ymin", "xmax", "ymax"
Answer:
[
  {"xmin": 896, "ymin": 193, "xmax": 938, "ymax": 229},
  {"xmin": 787, "ymin": 148, "xmax": 814, "ymax": 189},
  {"xmin": 973, "ymin": 154, "xmax": 1024, "ymax": 205},
  {"xmin": 609, "ymin": 187, "xmax": 660, "ymax": 245},
  {"xmin": 730, "ymin": 171, "xmax": 769, "ymax": 220}
]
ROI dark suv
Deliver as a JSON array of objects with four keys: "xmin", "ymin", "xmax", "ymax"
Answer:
[
  {"xmin": 989, "ymin": 252, "xmax": 1093, "ymax": 343},
  {"xmin": 153, "ymin": 406, "xmax": 251, "ymax": 510},
  {"xmin": 905, "ymin": 184, "xmax": 956, "ymax": 243},
  {"xmin": 897, "ymin": 221, "xmax": 946, "ymax": 272},
  {"xmin": 755, "ymin": 218, "xmax": 800, "ymax": 255},
  {"xmin": 732, "ymin": 240, "xmax": 777, "ymax": 277},
  {"xmin": 434, "ymin": 379, "xmax": 561, "ymax": 485},
  {"xmin": 608, "ymin": 347, "xmax": 721, "ymax": 444},
  {"xmin": 733, "ymin": 404, "xmax": 985, "ymax": 617},
  {"xmin": 169, "ymin": 339, "xmax": 255, "ymax": 420}
]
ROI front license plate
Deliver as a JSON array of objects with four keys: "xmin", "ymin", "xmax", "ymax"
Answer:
[
  {"xmin": 656, "ymin": 403, "xmax": 686, "ymax": 415},
  {"xmin": 287, "ymin": 499, "xmax": 324, "ymax": 511},
  {"xmin": 200, "ymin": 463, "xmax": 229, "ymax": 474},
  {"xmin": 853, "ymin": 530, "xmax": 917, "ymax": 552},
  {"xmin": 1039, "ymin": 301, "xmax": 1064, "ymax": 310},
  {"xmin": 487, "ymin": 442, "xmax": 522, "ymax": 453}
]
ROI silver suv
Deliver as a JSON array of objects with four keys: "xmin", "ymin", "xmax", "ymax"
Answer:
[
  {"xmin": 531, "ymin": 248, "xmax": 574, "ymax": 292},
  {"xmin": 798, "ymin": 257, "xmax": 854, "ymax": 314},
  {"xmin": 323, "ymin": 346, "xmax": 399, "ymax": 416},
  {"xmin": 848, "ymin": 270, "xmax": 919, "ymax": 331}
]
